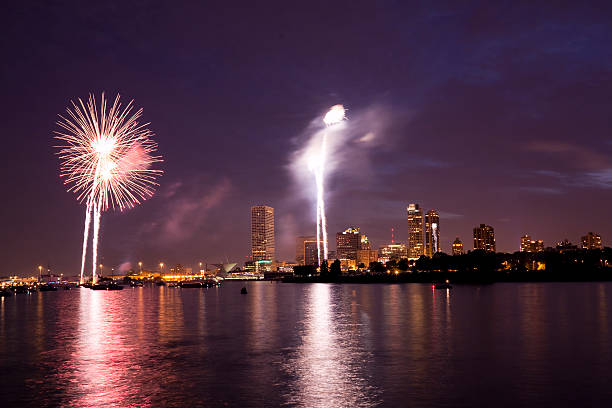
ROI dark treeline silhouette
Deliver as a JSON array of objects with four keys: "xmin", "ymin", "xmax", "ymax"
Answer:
[{"xmin": 288, "ymin": 248, "xmax": 612, "ymax": 283}]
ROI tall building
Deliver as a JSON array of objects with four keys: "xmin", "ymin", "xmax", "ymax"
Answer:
[
  {"xmin": 251, "ymin": 206, "xmax": 275, "ymax": 263},
  {"xmin": 473, "ymin": 224, "xmax": 496, "ymax": 252},
  {"xmin": 296, "ymin": 236, "xmax": 316, "ymax": 264},
  {"xmin": 360, "ymin": 234, "xmax": 371, "ymax": 250},
  {"xmin": 452, "ymin": 237, "xmax": 463, "ymax": 255},
  {"xmin": 581, "ymin": 232, "xmax": 603, "ymax": 250},
  {"xmin": 407, "ymin": 203, "xmax": 424, "ymax": 259},
  {"xmin": 304, "ymin": 240, "xmax": 321, "ymax": 266},
  {"xmin": 378, "ymin": 243, "xmax": 408, "ymax": 263},
  {"xmin": 336, "ymin": 227, "xmax": 361, "ymax": 260},
  {"xmin": 424, "ymin": 209, "xmax": 440, "ymax": 257},
  {"xmin": 520, "ymin": 235, "xmax": 544, "ymax": 253}
]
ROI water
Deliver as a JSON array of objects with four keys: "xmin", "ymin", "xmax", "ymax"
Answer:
[{"xmin": 1, "ymin": 282, "xmax": 612, "ymax": 407}]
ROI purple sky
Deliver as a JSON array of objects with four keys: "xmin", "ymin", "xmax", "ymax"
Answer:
[{"xmin": 2, "ymin": 1, "xmax": 612, "ymax": 275}]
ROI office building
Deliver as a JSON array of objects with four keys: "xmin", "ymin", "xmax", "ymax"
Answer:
[
  {"xmin": 357, "ymin": 249, "xmax": 378, "ymax": 267},
  {"xmin": 251, "ymin": 206, "xmax": 275, "ymax": 264},
  {"xmin": 304, "ymin": 240, "xmax": 322, "ymax": 266},
  {"xmin": 296, "ymin": 235, "xmax": 316, "ymax": 264},
  {"xmin": 473, "ymin": 224, "xmax": 496, "ymax": 252},
  {"xmin": 407, "ymin": 203, "xmax": 424, "ymax": 259},
  {"xmin": 336, "ymin": 227, "xmax": 361, "ymax": 260},
  {"xmin": 452, "ymin": 237, "xmax": 463, "ymax": 255},
  {"xmin": 424, "ymin": 209, "xmax": 440, "ymax": 257},
  {"xmin": 378, "ymin": 243, "xmax": 408, "ymax": 263}
]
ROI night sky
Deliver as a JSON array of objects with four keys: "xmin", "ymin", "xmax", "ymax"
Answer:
[{"xmin": 2, "ymin": 1, "xmax": 612, "ymax": 275}]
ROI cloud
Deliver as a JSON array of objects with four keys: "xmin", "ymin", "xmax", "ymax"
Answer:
[
  {"xmin": 142, "ymin": 177, "xmax": 232, "ymax": 242},
  {"xmin": 527, "ymin": 141, "xmax": 612, "ymax": 189},
  {"xmin": 526, "ymin": 140, "xmax": 610, "ymax": 171}
]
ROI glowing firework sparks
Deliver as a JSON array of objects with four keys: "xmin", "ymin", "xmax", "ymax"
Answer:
[
  {"xmin": 55, "ymin": 93, "xmax": 162, "ymax": 284},
  {"xmin": 312, "ymin": 105, "xmax": 346, "ymax": 267}
]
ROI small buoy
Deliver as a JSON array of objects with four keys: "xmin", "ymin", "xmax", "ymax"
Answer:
[{"xmin": 241, "ymin": 287, "xmax": 248, "ymax": 294}]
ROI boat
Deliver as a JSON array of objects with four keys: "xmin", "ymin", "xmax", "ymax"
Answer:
[
  {"xmin": 241, "ymin": 287, "xmax": 248, "ymax": 294},
  {"xmin": 433, "ymin": 280, "xmax": 452, "ymax": 290},
  {"xmin": 91, "ymin": 283, "xmax": 124, "ymax": 290},
  {"xmin": 130, "ymin": 281, "xmax": 144, "ymax": 287},
  {"xmin": 0, "ymin": 290, "xmax": 12, "ymax": 297},
  {"xmin": 13, "ymin": 286, "xmax": 30, "ymax": 294},
  {"xmin": 39, "ymin": 284, "xmax": 58, "ymax": 292},
  {"xmin": 180, "ymin": 281, "xmax": 202, "ymax": 288}
]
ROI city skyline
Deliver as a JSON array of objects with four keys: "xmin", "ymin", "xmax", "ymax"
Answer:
[{"xmin": 2, "ymin": 2, "xmax": 612, "ymax": 275}]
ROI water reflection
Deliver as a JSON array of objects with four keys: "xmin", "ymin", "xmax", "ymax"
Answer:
[{"xmin": 282, "ymin": 284, "xmax": 380, "ymax": 407}]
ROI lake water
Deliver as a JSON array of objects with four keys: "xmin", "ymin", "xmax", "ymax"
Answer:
[{"xmin": 1, "ymin": 281, "xmax": 612, "ymax": 407}]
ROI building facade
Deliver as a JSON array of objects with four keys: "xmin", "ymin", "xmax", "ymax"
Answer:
[
  {"xmin": 336, "ymin": 227, "xmax": 361, "ymax": 260},
  {"xmin": 473, "ymin": 224, "xmax": 496, "ymax": 252},
  {"xmin": 378, "ymin": 243, "xmax": 408, "ymax": 263},
  {"xmin": 452, "ymin": 237, "xmax": 463, "ymax": 255},
  {"xmin": 296, "ymin": 235, "xmax": 316, "ymax": 264},
  {"xmin": 520, "ymin": 235, "xmax": 544, "ymax": 252},
  {"xmin": 251, "ymin": 205, "xmax": 275, "ymax": 263},
  {"xmin": 407, "ymin": 203, "xmax": 424, "ymax": 259},
  {"xmin": 304, "ymin": 240, "xmax": 321, "ymax": 266},
  {"xmin": 581, "ymin": 232, "xmax": 603, "ymax": 250},
  {"xmin": 424, "ymin": 209, "xmax": 440, "ymax": 257}
]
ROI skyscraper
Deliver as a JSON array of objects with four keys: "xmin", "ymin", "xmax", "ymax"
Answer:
[
  {"xmin": 251, "ymin": 205, "xmax": 275, "ymax": 262},
  {"xmin": 581, "ymin": 232, "xmax": 603, "ymax": 250},
  {"xmin": 296, "ymin": 235, "xmax": 316, "ymax": 264},
  {"xmin": 424, "ymin": 209, "xmax": 440, "ymax": 257},
  {"xmin": 336, "ymin": 227, "xmax": 361, "ymax": 260},
  {"xmin": 452, "ymin": 237, "xmax": 463, "ymax": 255},
  {"xmin": 304, "ymin": 240, "xmax": 321, "ymax": 266},
  {"xmin": 407, "ymin": 203, "xmax": 424, "ymax": 259},
  {"xmin": 473, "ymin": 224, "xmax": 495, "ymax": 252}
]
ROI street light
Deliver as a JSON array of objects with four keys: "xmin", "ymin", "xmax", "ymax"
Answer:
[
  {"xmin": 159, "ymin": 262, "xmax": 164, "ymax": 277},
  {"xmin": 138, "ymin": 261, "xmax": 143, "ymax": 273},
  {"xmin": 38, "ymin": 265, "xmax": 42, "ymax": 282}
]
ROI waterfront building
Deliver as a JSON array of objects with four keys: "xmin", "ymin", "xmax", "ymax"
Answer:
[
  {"xmin": 336, "ymin": 227, "xmax": 361, "ymax": 260},
  {"xmin": 304, "ymin": 240, "xmax": 322, "ymax": 266},
  {"xmin": 473, "ymin": 224, "xmax": 496, "ymax": 252},
  {"xmin": 378, "ymin": 243, "xmax": 408, "ymax": 263},
  {"xmin": 357, "ymin": 249, "xmax": 378, "ymax": 267},
  {"xmin": 424, "ymin": 209, "xmax": 440, "ymax": 257},
  {"xmin": 581, "ymin": 232, "xmax": 603, "ymax": 250},
  {"xmin": 296, "ymin": 235, "xmax": 316, "ymax": 264},
  {"xmin": 452, "ymin": 237, "xmax": 463, "ymax": 255},
  {"xmin": 520, "ymin": 235, "xmax": 544, "ymax": 252},
  {"xmin": 407, "ymin": 203, "xmax": 424, "ymax": 259},
  {"xmin": 251, "ymin": 206, "xmax": 275, "ymax": 264}
]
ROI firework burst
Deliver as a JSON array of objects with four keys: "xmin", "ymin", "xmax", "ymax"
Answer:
[{"xmin": 55, "ymin": 93, "xmax": 162, "ymax": 284}]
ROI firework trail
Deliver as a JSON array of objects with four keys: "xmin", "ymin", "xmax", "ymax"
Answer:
[
  {"xmin": 55, "ymin": 93, "xmax": 162, "ymax": 284},
  {"xmin": 312, "ymin": 105, "xmax": 346, "ymax": 267}
]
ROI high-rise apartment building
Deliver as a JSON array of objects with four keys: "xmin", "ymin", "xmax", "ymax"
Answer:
[
  {"xmin": 520, "ymin": 235, "xmax": 544, "ymax": 252},
  {"xmin": 336, "ymin": 227, "xmax": 361, "ymax": 259},
  {"xmin": 473, "ymin": 224, "xmax": 496, "ymax": 252},
  {"xmin": 407, "ymin": 203, "xmax": 424, "ymax": 259},
  {"xmin": 296, "ymin": 235, "xmax": 316, "ymax": 264},
  {"xmin": 452, "ymin": 237, "xmax": 463, "ymax": 255},
  {"xmin": 581, "ymin": 232, "xmax": 603, "ymax": 250},
  {"xmin": 251, "ymin": 206, "xmax": 275, "ymax": 262},
  {"xmin": 424, "ymin": 209, "xmax": 440, "ymax": 257}
]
